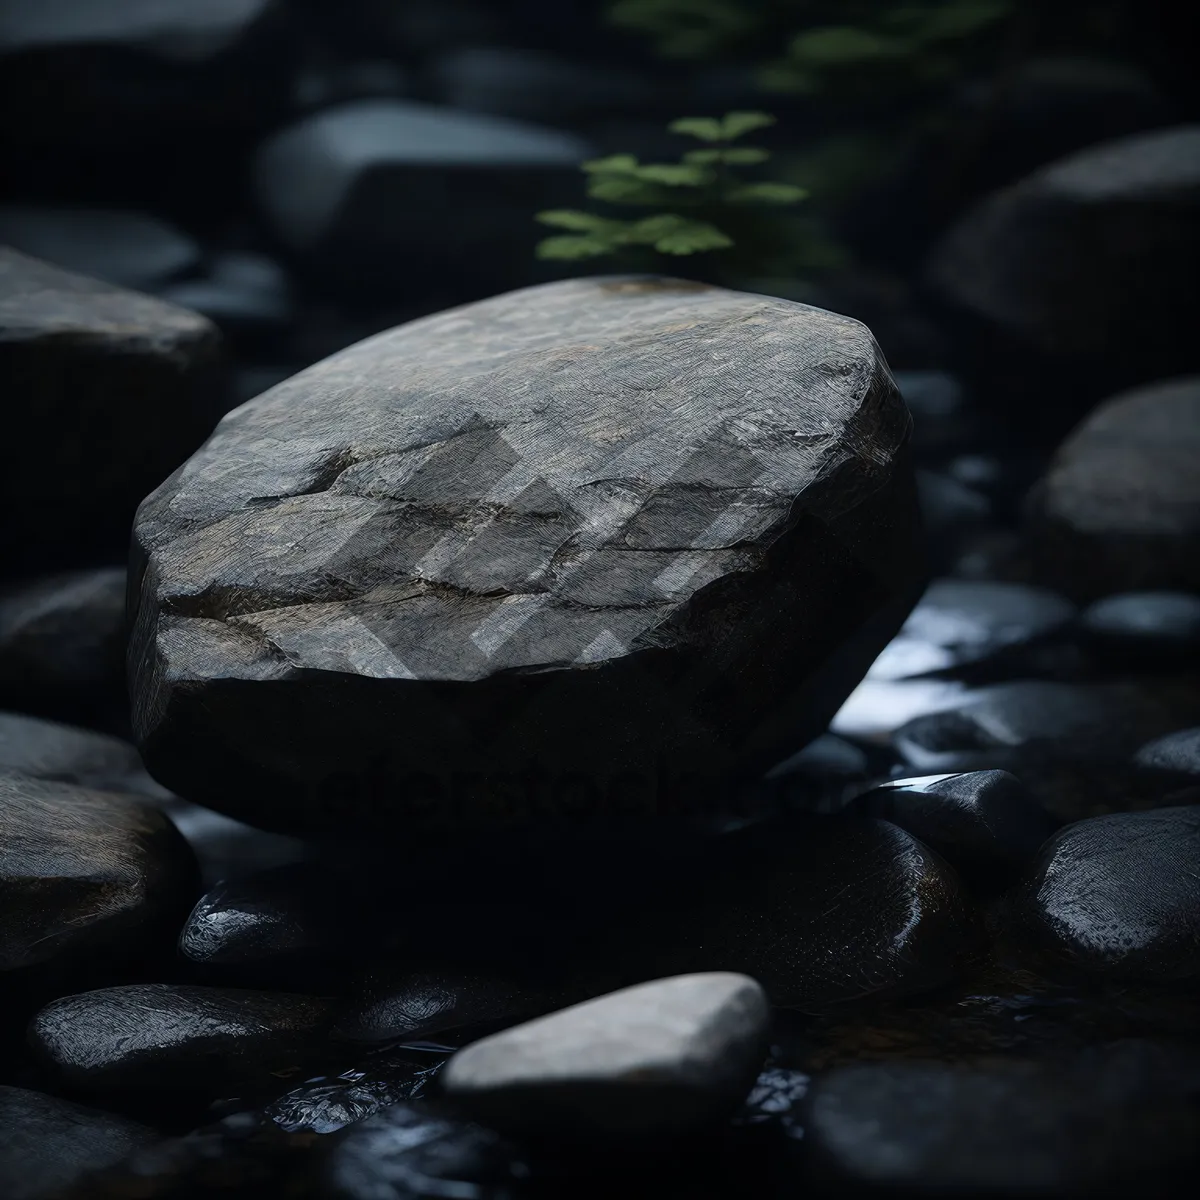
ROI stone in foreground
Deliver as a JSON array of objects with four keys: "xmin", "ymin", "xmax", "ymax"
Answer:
[
  {"xmin": 0, "ymin": 248, "xmax": 225, "ymax": 575},
  {"xmin": 1008, "ymin": 807, "xmax": 1200, "ymax": 980},
  {"xmin": 130, "ymin": 276, "xmax": 921, "ymax": 833},
  {"xmin": 441, "ymin": 973, "xmax": 769, "ymax": 1139}
]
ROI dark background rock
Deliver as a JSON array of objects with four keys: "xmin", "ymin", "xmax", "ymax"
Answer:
[
  {"xmin": 130, "ymin": 277, "xmax": 924, "ymax": 835},
  {"xmin": 0, "ymin": 248, "xmax": 228, "ymax": 577},
  {"xmin": 1027, "ymin": 378, "xmax": 1200, "ymax": 600}
]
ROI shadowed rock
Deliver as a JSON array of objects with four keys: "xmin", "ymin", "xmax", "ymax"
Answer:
[
  {"xmin": 0, "ymin": 776, "xmax": 196, "ymax": 976},
  {"xmin": 0, "ymin": 248, "xmax": 225, "ymax": 576},
  {"xmin": 1028, "ymin": 379, "xmax": 1200, "ymax": 599},
  {"xmin": 130, "ymin": 276, "xmax": 922, "ymax": 834},
  {"xmin": 0, "ymin": 1086, "xmax": 158, "ymax": 1200},
  {"xmin": 30, "ymin": 984, "xmax": 337, "ymax": 1093}
]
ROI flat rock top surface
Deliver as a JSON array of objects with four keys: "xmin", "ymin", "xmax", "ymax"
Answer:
[
  {"xmin": 135, "ymin": 276, "xmax": 904, "ymax": 685},
  {"xmin": 0, "ymin": 246, "xmax": 214, "ymax": 344}
]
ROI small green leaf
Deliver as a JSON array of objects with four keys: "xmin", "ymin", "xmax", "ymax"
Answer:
[
  {"xmin": 787, "ymin": 26, "xmax": 903, "ymax": 67},
  {"xmin": 581, "ymin": 154, "xmax": 641, "ymax": 175},
  {"xmin": 682, "ymin": 148, "xmax": 724, "ymax": 164},
  {"xmin": 668, "ymin": 116, "xmax": 726, "ymax": 142},
  {"xmin": 586, "ymin": 176, "xmax": 668, "ymax": 204},
  {"xmin": 720, "ymin": 111, "xmax": 776, "ymax": 140},
  {"xmin": 718, "ymin": 146, "xmax": 771, "ymax": 165},
  {"xmin": 632, "ymin": 162, "xmax": 711, "ymax": 186},
  {"xmin": 535, "ymin": 234, "xmax": 622, "ymax": 261},
  {"xmin": 535, "ymin": 210, "xmax": 625, "ymax": 233},
  {"xmin": 725, "ymin": 181, "xmax": 808, "ymax": 205},
  {"xmin": 654, "ymin": 223, "xmax": 735, "ymax": 255}
]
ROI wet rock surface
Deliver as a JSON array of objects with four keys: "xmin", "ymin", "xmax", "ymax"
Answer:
[
  {"xmin": 130, "ymin": 276, "xmax": 922, "ymax": 835},
  {"xmin": 0, "ymin": 1085, "xmax": 158, "ymax": 1200},
  {"xmin": 853, "ymin": 770, "xmax": 1052, "ymax": 878},
  {"xmin": 635, "ymin": 819, "xmax": 980, "ymax": 1010},
  {"xmin": 441, "ymin": 974, "xmax": 770, "ymax": 1140},
  {"xmin": 0, "ymin": 247, "xmax": 226, "ymax": 576},
  {"xmin": 1006, "ymin": 806, "xmax": 1200, "ymax": 981},
  {"xmin": 0, "ymin": 776, "xmax": 196, "ymax": 978},
  {"xmin": 1082, "ymin": 591, "xmax": 1200, "ymax": 667},
  {"xmin": 30, "ymin": 984, "xmax": 337, "ymax": 1095}
]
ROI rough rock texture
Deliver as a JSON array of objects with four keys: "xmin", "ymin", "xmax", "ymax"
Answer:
[
  {"xmin": 0, "ymin": 248, "xmax": 226, "ymax": 576},
  {"xmin": 0, "ymin": 568, "xmax": 128, "ymax": 725},
  {"xmin": 0, "ymin": 776, "xmax": 197, "ymax": 975},
  {"xmin": 926, "ymin": 127, "xmax": 1200, "ymax": 402},
  {"xmin": 1027, "ymin": 378, "xmax": 1200, "ymax": 600},
  {"xmin": 803, "ymin": 1042, "xmax": 1200, "ymax": 1193},
  {"xmin": 1006, "ymin": 807, "xmax": 1200, "ymax": 981},
  {"xmin": 130, "ymin": 276, "xmax": 922, "ymax": 834},
  {"xmin": 30, "ymin": 984, "xmax": 337, "ymax": 1093},
  {"xmin": 252, "ymin": 99, "xmax": 591, "ymax": 293},
  {"xmin": 440, "ymin": 974, "xmax": 770, "ymax": 1139},
  {"xmin": 0, "ymin": 1086, "xmax": 158, "ymax": 1200}
]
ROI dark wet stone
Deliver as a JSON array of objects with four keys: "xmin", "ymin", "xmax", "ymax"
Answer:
[
  {"xmin": 264, "ymin": 1051, "xmax": 445, "ymax": 1134},
  {"xmin": 0, "ymin": 247, "xmax": 225, "ymax": 576},
  {"xmin": 1082, "ymin": 590, "xmax": 1200, "ymax": 667},
  {"xmin": 0, "ymin": 1085, "xmax": 158, "ymax": 1200},
  {"xmin": 0, "ymin": 776, "xmax": 196, "ymax": 976},
  {"xmin": 130, "ymin": 277, "xmax": 923, "ymax": 835},
  {"xmin": 333, "ymin": 965, "xmax": 584, "ymax": 1046},
  {"xmin": 927, "ymin": 129, "xmax": 1200, "ymax": 403},
  {"xmin": 894, "ymin": 680, "xmax": 1200, "ymax": 777},
  {"xmin": 0, "ymin": 568, "xmax": 127, "ymax": 725},
  {"xmin": 915, "ymin": 470, "xmax": 992, "ymax": 565},
  {"xmin": 1133, "ymin": 727, "xmax": 1200, "ymax": 790},
  {"xmin": 854, "ymin": 770, "xmax": 1052, "ymax": 878},
  {"xmin": 0, "ymin": 712, "xmax": 167, "ymax": 797},
  {"xmin": 1007, "ymin": 806, "xmax": 1200, "ymax": 981},
  {"xmin": 0, "ymin": 207, "xmax": 199, "ymax": 291},
  {"xmin": 442, "ymin": 974, "xmax": 769, "ymax": 1140},
  {"xmin": 803, "ymin": 1040, "xmax": 1200, "ymax": 1193},
  {"xmin": 865, "ymin": 578, "xmax": 1076, "ymax": 682},
  {"xmin": 1028, "ymin": 377, "xmax": 1200, "ymax": 600},
  {"xmin": 892, "ymin": 369, "xmax": 979, "ymax": 458},
  {"xmin": 321, "ymin": 1102, "xmax": 525, "ymax": 1200},
  {"xmin": 252, "ymin": 99, "xmax": 589, "ymax": 294},
  {"xmin": 639, "ymin": 819, "xmax": 980, "ymax": 1011},
  {"xmin": 831, "ymin": 675, "xmax": 976, "ymax": 741},
  {"xmin": 30, "ymin": 985, "xmax": 337, "ymax": 1094}
]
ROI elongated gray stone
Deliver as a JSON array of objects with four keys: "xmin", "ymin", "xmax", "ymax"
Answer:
[
  {"xmin": 441, "ymin": 973, "xmax": 769, "ymax": 1138},
  {"xmin": 130, "ymin": 276, "xmax": 922, "ymax": 833}
]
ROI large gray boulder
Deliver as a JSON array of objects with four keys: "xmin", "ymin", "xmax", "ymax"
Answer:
[
  {"xmin": 130, "ymin": 276, "xmax": 922, "ymax": 834},
  {"xmin": 0, "ymin": 248, "xmax": 226, "ymax": 576}
]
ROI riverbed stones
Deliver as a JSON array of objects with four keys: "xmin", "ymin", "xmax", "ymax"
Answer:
[
  {"xmin": 0, "ymin": 776, "xmax": 196, "ymax": 976},
  {"xmin": 1006, "ymin": 807, "xmax": 1200, "ymax": 981},
  {"xmin": 30, "ymin": 984, "xmax": 337, "ymax": 1093},
  {"xmin": 0, "ymin": 247, "xmax": 225, "ymax": 575},
  {"xmin": 130, "ymin": 276, "xmax": 923, "ymax": 834},
  {"xmin": 1028, "ymin": 378, "xmax": 1200, "ymax": 599},
  {"xmin": 440, "ymin": 973, "xmax": 769, "ymax": 1139}
]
